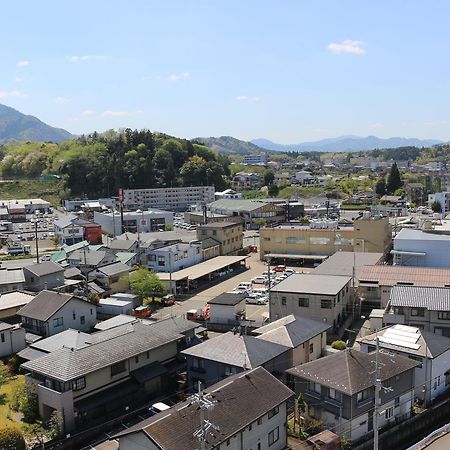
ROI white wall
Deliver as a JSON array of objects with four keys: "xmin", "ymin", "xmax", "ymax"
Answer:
[{"xmin": 47, "ymin": 299, "xmax": 97, "ymax": 336}]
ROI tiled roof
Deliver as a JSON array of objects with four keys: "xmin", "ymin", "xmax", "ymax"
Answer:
[
  {"xmin": 359, "ymin": 265, "xmax": 450, "ymax": 287},
  {"xmin": 97, "ymin": 262, "xmax": 130, "ymax": 276},
  {"xmin": 389, "ymin": 285, "xmax": 450, "ymax": 310},
  {"xmin": 287, "ymin": 349, "xmax": 419, "ymax": 395},
  {"xmin": 115, "ymin": 367, "xmax": 294, "ymax": 450},
  {"xmin": 24, "ymin": 261, "xmax": 64, "ymax": 277},
  {"xmin": 207, "ymin": 292, "xmax": 246, "ymax": 306}
]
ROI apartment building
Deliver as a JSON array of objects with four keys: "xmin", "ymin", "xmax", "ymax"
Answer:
[
  {"xmin": 270, "ymin": 273, "xmax": 353, "ymax": 334},
  {"xmin": 384, "ymin": 286, "xmax": 450, "ymax": 337},
  {"xmin": 196, "ymin": 221, "xmax": 244, "ymax": 255},
  {"xmin": 243, "ymin": 153, "xmax": 269, "ymax": 165},
  {"xmin": 123, "ymin": 186, "xmax": 215, "ymax": 211},
  {"xmin": 260, "ymin": 213, "xmax": 392, "ymax": 259},
  {"xmin": 145, "ymin": 242, "xmax": 202, "ymax": 272}
]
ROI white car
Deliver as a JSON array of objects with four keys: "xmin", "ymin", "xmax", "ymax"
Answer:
[
  {"xmin": 252, "ymin": 276, "xmax": 268, "ymax": 284},
  {"xmin": 237, "ymin": 282, "xmax": 252, "ymax": 290},
  {"xmin": 246, "ymin": 295, "xmax": 268, "ymax": 305},
  {"xmin": 284, "ymin": 269, "xmax": 295, "ymax": 275}
]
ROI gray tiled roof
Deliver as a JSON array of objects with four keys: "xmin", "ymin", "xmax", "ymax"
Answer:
[
  {"xmin": 108, "ymin": 239, "xmax": 138, "ymax": 251},
  {"xmin": 182, "ymin": 331, "xmax": 289, "ymax": 369},
  {"xmin": 200, "ymin": 237, "xmax": 220, "ymax": 249},
  {"xmin": 68, "ymin": 249, "xmax": 114, "ymax": 266},
  {"xmin": 272, "ymin": 273, "xmax": 351, "ymax": 295},
  {"xmin": 115, "ymin": 367, "xmax": 294, "ymax": 450},
  {"xmin": 21, "ymin": 317, "xmax": 198, "ymax": 381},
  {"xmin": 207, "ymin": 292, "xmax": 246, "ymax": 306},
  {"xmin": 97, "ymin": 262, "xmax": 131, "ymax": 276},
  {"xmin": 390, "ymin": 285, "xmax": 450, "ymax": 310},
  {"xmin": 24, "ymin": 261, "xmax": 64, "ymax": 277},
  {"xmin": 0, "ymin": 321, "xmax": 14, "ymax": 332},
  {"xmin": 286, "ymin": 349, "xmax": 419, "ymax": 395},
  {"xmin": 17, "ymin": 290, "xmax": 87, "ymax": 321}
]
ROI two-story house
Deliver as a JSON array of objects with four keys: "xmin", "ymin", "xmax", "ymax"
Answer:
[
  {"xmin": 21, "ymin": 317, "xmax": 199, "ymax": 433},
  {"xmin": 145, "ymin": 242, "xmax": 202, "ymax": 273},
  {"xmin": 88, "ymin": 261, "xmax": 131, "ymax": 294},
  {"xmin": 23, "ymin": 262, "xmax": 65, "ymax": 292},
  {"xmin": 67, "ymin": 248, "xmax": 117, "ymax": 276},
  {"xmin": 111, "ymin": 367, "xmax": 294, "ymax": 450},
  {"xmin": 287, "ymin": 349, "xmax": 418, "ymax": 443},
  {"xmin": 383, "ymin": 286, "xmax": 450, "ymax": 337},
  {"xmin": 0, "ymin": 268, "xmax": 25, "ymax": 293},
  {"xmin": 18, "ymin": 290, "xmax": 97, "ymax": 337},
  {"xmin": 196, "ymin": 221, "xmax": 244, "ymax": 255},
  {"xmin": 270, "ymin": 273, "xmax": 353, "ymax": 336}
]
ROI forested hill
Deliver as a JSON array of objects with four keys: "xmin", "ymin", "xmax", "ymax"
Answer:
[
  {"xmin": 194, "ymin": 136, "xmax": 266, "ymax": 154},
  {"xmin": 0, "ymin": 129, "xmax": 230, "ymax": 197},
  {"xmin": 0, "ymin": 103, "xmax": 72, "ymax": 142}
]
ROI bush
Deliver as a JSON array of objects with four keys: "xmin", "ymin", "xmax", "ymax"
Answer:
[
  {"xmin": 7, "ymin": 355, "xmax": 20, "ymax": 373},
  {"xmin": 331, "ymin": 340, "xmax": 347, "ymax": 350},
  {"xmin": 0, "ymin": 427, "xmax": 26, "ymax": 450}
]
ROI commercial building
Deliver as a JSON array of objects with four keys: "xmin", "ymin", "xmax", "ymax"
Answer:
[
  {"xmin": 270, "ymin": 273, "xmax": 353, "ymax": 335},
  {"xmin": 243, "ymin": 153, "xmax": 269, "ymax": 166},
  {"xmin": 392, "ymin": 228, "xmax": 450, "ymax": 268},
  {"xmin": 0, "ymin": 198, "xmax": 51, "ymax": 217},
  {"xmin": 287, "ymin": 349, "xmax": 418, "ymax": 443},
  {"xmin": 260, "ymin": 213, "xmax": 392, "ymax": 260},
  {"xmin": 123, "ymin": 186, "xmax": 215, "ymax": 211},
  {"xmin": 94, "ymin": 209, "xmax": 173, "ymax": 236},
  {"xmin": 196, "ymin": 221, "xmax": 244, "ymax": 255},
  {"xmin": 54, "ymin": 215, "xmax": 102, "ymax": 245}
]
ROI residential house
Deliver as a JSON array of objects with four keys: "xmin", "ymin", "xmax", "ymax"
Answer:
[
  {"xmin": 196, "ymin": 221, "xmax": 244, "ymax": 255},
  {"xmin": 18, "ymin": 290, "xmax": 97, "ymax": 337},
  {"xmin": 54, "ymin": 215, "xmax": 102, "ymax": 246},
  {"xmin": 270, "ymin": 274, "xmax": 352, "ymax": 335},
  {"xmin": 107, "ymin": 238, "xmax": 139, "ymax": 254},
  {"xmin": 112, "ymin": 367, "xmax": 293, "ymax": 450},
  {"xmin": 21, "ymin": 317, "xmax": 199, "ymax": 433},
  {"xmin": 182, "ymin": 331, "xmax": 290, "ymax": 389},
  {"xmin": 231, "ymin": 172, "xmax": 262, "ymax": 189},
  {"xmin": 214, "ymin": 188, "xmax": 242, "ymax": 200},
  {"xmin": 274, "ymin": 172, "xmax": 292, "ymax": 186},
  {"xmin": 67, "ymin": 248, "xmax": 117, "ymax": 275},
  {"xmin": 252, "ymin": 315, "xmax": 330, "ymax": 367},
  {"xmin": 207, "ymin": 292, "xmax": 246, "ymax": 327},
  {"xmin": 358, "ymin": 325, "xmax": 450, "ymax": 405},
  {"xmin": 392, "ymin": 228, "xmax": 450, "ymax": 267},
  {"xmin": 0, "ymin": 322, "xmax": 26, "ymax": 357},
  {"xmin": 294, "ymin": 170, "xmax": 317, "ymax": 185},
  {"xmin": 98, "ymin": 298, "xmax": 134, "ymax": 318},
  {"xmin": 0, "ymin": 268, "xmax": 25, "ymax": 292},
  {"xmin": 358, "ymin": 265, "xmax": 450, "ymax": 309},
  {"xmin": 88, "ymin": 261, "xmax": 131, "ymax": 294},
  {"xmin": 23, "ymin": 262, "xmax": 65, "ymax": 292},
  {"xmin": 0, "ymin": 291, "xmax": 35, "ymax": 320},
  {"xmin": 428, "ymin": 191, "xmax": 450, "ymax": 213},
  {"xmin": 287, "ymin": 349, "xmax": 418, "ymax": 442},
  {"xmin": 146, "ymin": 242, "xmax": 202, "ymax": 273},
  {"xmin": 384, "ymin": 285, "xmax": 450, "ymax": 337}
]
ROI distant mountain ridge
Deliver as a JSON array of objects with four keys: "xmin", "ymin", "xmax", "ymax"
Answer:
[
  {"xmin": 193, "ymin": 136, "xmax": 266, "ymax": 154},
  {"xmin": 251, "ymin": 135, "xmax": 443, "ymax": 152},
  {"xmin": 0, "ymin": 103, "xmax": 73, "ymax": 143}
]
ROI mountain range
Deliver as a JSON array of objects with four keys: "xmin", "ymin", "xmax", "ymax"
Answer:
[
  {"xmin": 0, "ymin": 103, "xmax": 73, "ymax": 143},
  {"xmin": 193, "ymin": 136, "xmax": 264, "ymax": 154}
]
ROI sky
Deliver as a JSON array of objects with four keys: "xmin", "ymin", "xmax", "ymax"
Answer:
[{"xmin": 1, "ymin": 0, "xmax": 450, "ymax": 143}]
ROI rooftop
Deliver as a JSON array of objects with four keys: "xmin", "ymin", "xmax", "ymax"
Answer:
[
  {"xmin": 115, "ymin": 367, "xmax": 294, "ymax": 450},
  {"xmin": 94, "ymin": 314, "xmax": 137, "ymax": 331},
  {"xmin": 24, "ymin": 261, "xmax": 64, "ymax": 277},
  {"xmin": 197, "ymin": 221, "xmax": 242, "ymax": 229},
  {"xmin": 209, "ymin": 199, "xmax": 271, "ymax": 212},
  {"xmin": 97, "ymin": 262, "xmax": 131, "ymax": 276},
  {"xmin": 0, "ymin": 291, "xmax": 35, "ymax": 311},
  {"xmin": 395, "ymin": 228, "xmax": 450, "ymax": 242},
  {"xmin": 107, "ymin": 239, "xmax": 138, "ymax": 251},
  {"xmin": 0, "ymin": 268, "xmax": 25, "ymax": 285},
  {"xmin": 389, "ymin": 285, "xmax": 450, "ymax": 311},
  {"xmin": 207, "ymin": 292, "xmax": 246, "ymax": 306},
  {"xmin": 287, "ymin": 349, "xmax": 419, "ymax": 395},
  {"xmin": 182, "ymin": 331, "xmax": 289, "ymax": 369},
  {"xmin": 272, "ymin": 273, "xmax": 351, "ymax": 295}
]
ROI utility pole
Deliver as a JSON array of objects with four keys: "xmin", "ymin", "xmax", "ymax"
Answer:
[
  {"xmin": 191, "ymin": 382, "xmax": 219, "ymax": 450},
  {"xmin": 34, "ymin": 219, "xmax": 39, "ymax": 264},
  {"xmin": 373, "ymin": 334, "xmax": 381, "ymax": 450}
]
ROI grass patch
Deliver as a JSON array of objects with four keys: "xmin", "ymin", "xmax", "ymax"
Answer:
[
  {"xmin": 0, "ymin": 375, "xmax": 25, "ymax": 430},
  {"xmin": 340, "ymin": 204, "xmax": 370, "ymax": 210},
  {"xmin": 0, "ymin": 179, "xmax": 63, "ymax": 207}
]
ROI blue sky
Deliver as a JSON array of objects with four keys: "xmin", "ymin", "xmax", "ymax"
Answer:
[{"xmin": 1, "ymin": 0, "xmax": 450, "ymax": 143}]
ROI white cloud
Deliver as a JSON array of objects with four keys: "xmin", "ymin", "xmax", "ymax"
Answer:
[
  {"xmin": 236, "ymin": 95, "xmax": 259, "ymax": 102},
  {"xmin": 17, "ymin": 60, "xmax": 29, "ymax": 67},
  {"xmin": 166, "ymin": 72, "xmax": 190, "ymax": 81},
  {"xmin": 327, "ymin": 40, "xmax": 366, "ymax": 55},
  {"xmin": 82, "ymin": 109, "xmax": 96, "ymax": 116},
  {"xmin": 54, "ymin": 96, "xmax": 70, "ymax": 104},
  {"xmin": 101, "ymin": 110, "xmax": 143, "ymax": 117},
  {"xmin": 0, "ymin": 90, "xmax": 25, "ymax": 99},
  {"xmin": 14, "ymin": 77, "xmax": 23, "ymax": 83},
  {"xmin": 66, "ymin": 55, "xmax": 111, "ymax": 62},
  {"xmin": 369, "ymin": 122, "xmax": 384, "ymax": 130}
]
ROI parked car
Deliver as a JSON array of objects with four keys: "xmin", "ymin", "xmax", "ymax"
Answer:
[
  {"xmin": 274, "ymin": 265, "xmax": 286, "ymax": 272},
  {"xmin": 246, "ymin": 295, "xmax": 268, "ymax": 305},
  {"xmin": 284, "ymin": 268, "xmax": 295, "ymax": 275},
  {"xmin": 252, "ymin": 276, "xmax": 268, "ymax": 284},
  {"xmin": 237, "ymin": 282, "xmax": 252, "ymax": 290},
  {"xmin": 161, "ymin": 294, "xmax": 175, "ymax": 306},
  {"xmin": 132, "ymin": 305, "xmax": 152, "ymax": 318}
]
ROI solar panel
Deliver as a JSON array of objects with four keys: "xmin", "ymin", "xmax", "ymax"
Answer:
[{"xmin": 378, "ymin": 335, "xmax": 421, "ymax": 350}]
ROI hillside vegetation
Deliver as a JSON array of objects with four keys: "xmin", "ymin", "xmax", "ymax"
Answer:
[{"xmin": 0, "ymin": 129, "xmax": 230, "ymax": 199}]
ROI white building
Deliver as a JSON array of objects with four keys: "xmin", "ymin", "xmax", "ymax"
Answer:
[
  {"xmin": 94, "ymin": 209, "xmax": 173, "ymax": 236},
  {"xmin": 0, "ymin": 322, "xmax": 26, "ymax": 357},
  {"xmin": 214, "ymin": 189, "xmax": 242, "ymax": 200},
  {"xmin": 243, "ymin": 153, "xmax": 268, "ymax": 166},
  {"xmin": 207, "ymin": 292, "xmax": 246, "ymax": 325},
  {"xmin": 145, "ymin": 242, "xmax": 202, "ymax": 273},
  {"xmin": 294, "ymin": 170, "xmax": 316, "ymax": 185},
  {"xmin": 123, "ymin": 186, "xmax": 215, "ymax": 211},
  {"xmin": 428, "ymin": 191, "xmax": 450, "ymax": 213}
]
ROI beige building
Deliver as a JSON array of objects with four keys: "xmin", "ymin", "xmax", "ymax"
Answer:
[
  {"xmin": 260, "ymin": 214, "xmax": 391, "ymax": 260},
  {"xmin": 196, "ymin": 221, "xmax": 244, "ymax": 255}
]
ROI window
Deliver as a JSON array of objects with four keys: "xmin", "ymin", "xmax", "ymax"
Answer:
[
  {"xmin": 111, "ymin": 361, "xmax": 126, "ymax": 376},
  {"xmin": 286, "ymin": 236, "xmax": 305, "ymax": 244},
  {"xmin": 395, "ymin": 397, "xmax": 400, "ymax": 408},
  {"xmin": 0, "ymin": 333, "xmax": 4, "ymax": 343},
  {"xmin": 268, "ymin": 427, "xmax": 279, "ymax": 446},
  {"xmin": 394, "ymin": 307, "xmax": 404, "ymax": 315},
  {"xmin": 411, "ymin": 308, "xmax": 425, "ymax": 317},
  {"xmin": 309, "ymin": 343, "xmax": 314, "ymax": 354},
  {"xmin": 329, "ymin": 388, "xmax": 342, "ymax": 402},
  {"xmin": 438, "ymin": 311, "xmax": 450, "ymax": 320},
  {"xmin": 71, "ymin": 377, "xmax": 86, "ymax": 391},
  {"xmin": 53, "ymin": 317, "xmax": 64, "ymax": 328},
  {"xmin": 357, "ymin": 388, "xmax": 370, "ymax": 403},
  {"xmin": 72, "ymin": 312, "xmax": 76, "ymax": 320},
  {"xmin": 445, "ymin": 372, "xmax": 450, "ymax": 386},
  {"xmin": 384, "ymin": 406, "xmax": 394, "ymax": 419},
  {"xmin": 257, "ymin": 418, "xmax": 263, "ymax": 425},
  {"xmin": 310, "ymin": 237, "xmax": 330, "ymax": 245},
  {"xmin": 80, "ymin": 316, "xmax": 85, "ymax": 325},
  {"xmin": 268, "ymin": 406, "xmax": 279, "ymax": 419},
  {"xmin": 146, "ymin": 351, "xmax": 150, "ymax": 359},
  {"xmin": 135, "ymin": 356, "xmax": 139, "ymax": 364},
  {"xmin": 310, "ymin": 382, "xmax": 321, "ymax": 395},
  {"xmin": 281, "ymin": 296, "xmax": 286, "ymax": 306},
  {"xmin": 248, "ymin": 423, "xmax": 252, "ymax": 431},
  {"xmin": 158, "ymin": 256, "xmax": 165, "ymax": 267},
  {"xmin": 90, "ymin": 308, "xmax": 93, "ymax": 315},
  {"xmin": 321, "ymin": 299, "xmax": 332, "ymax": 309},
  {"xmin": 298, "ymin": 298, "xmax": 309, "ymax": 307},
  {"xmin": 147, "ymin": 254, "xmax": 156, "ymax": 262}
]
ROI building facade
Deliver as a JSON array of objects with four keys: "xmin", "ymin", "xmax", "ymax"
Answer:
[{"xmin": 196, "ymin": 221, "xmax": 244, "ymax": 255}]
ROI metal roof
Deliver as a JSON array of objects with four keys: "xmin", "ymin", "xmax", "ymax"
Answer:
[
  {"xmin": 272, "ymin": 273, "xmax": 351, "ymax": 295},
  {"xmin": 24, "ymin": 261, "xmax": 64, "ymax": 277},
  {"xmin": 207, "ymin": 292, "xmax": 246, "ymax": 306},
  {"xmin": 395, "ymin": 228, "xmax": 450, "ymax": 241},
  {"xmin": 390, "ymin": 285, "xmax": 450, "ymax": 310},
  {"xmin": 97, "ymin": 262, "xmax": 130, "ymax": 276},
  {"xmin": 209, "ymin": 199, "xmax": 272, "ymax": 212},
  {"xmin": 0, "ymin": 268, "xmax": 25, "ymax": 285}
]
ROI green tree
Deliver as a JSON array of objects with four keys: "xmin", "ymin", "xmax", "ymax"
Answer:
[
  {"xmin": 0, "ymin": 361, "xmax": 10, "ymax": 385},
  {"xmin": 386, "ymin": 162, "xmax": 403, "ymax": 194},
  {"xmin": 130, "ymin": 268, "xmax": 166, "ymax": 301},
  {"xmin": 0, "ymin": 427, "xmax": 26, "ymax": 450},
  {"xmin": 375, "ymin": 179, "xmax": 386, "ymax": 197},
  {"xmin": 152, "ymin": 148, "xmax": 175, "ymax": 187},
  {"xmin": 263, "ymin": 170, "xmax": 275, "ymax": 186},
  {"xmin": 268, "ymin": 184, "xmax": 279, "ymax": 197},
  {"xmin": 431, "ymin": 200, "xmax": 442, "ymax": 214},
  {"xmin": 331, "ymin": 340, "xmax": 347, "ymax": 350}
]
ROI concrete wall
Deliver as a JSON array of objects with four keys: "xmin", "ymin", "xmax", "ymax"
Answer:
[{"xmin": 209, "ymin": 301, "xmax": 245, "ymax": 325}]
